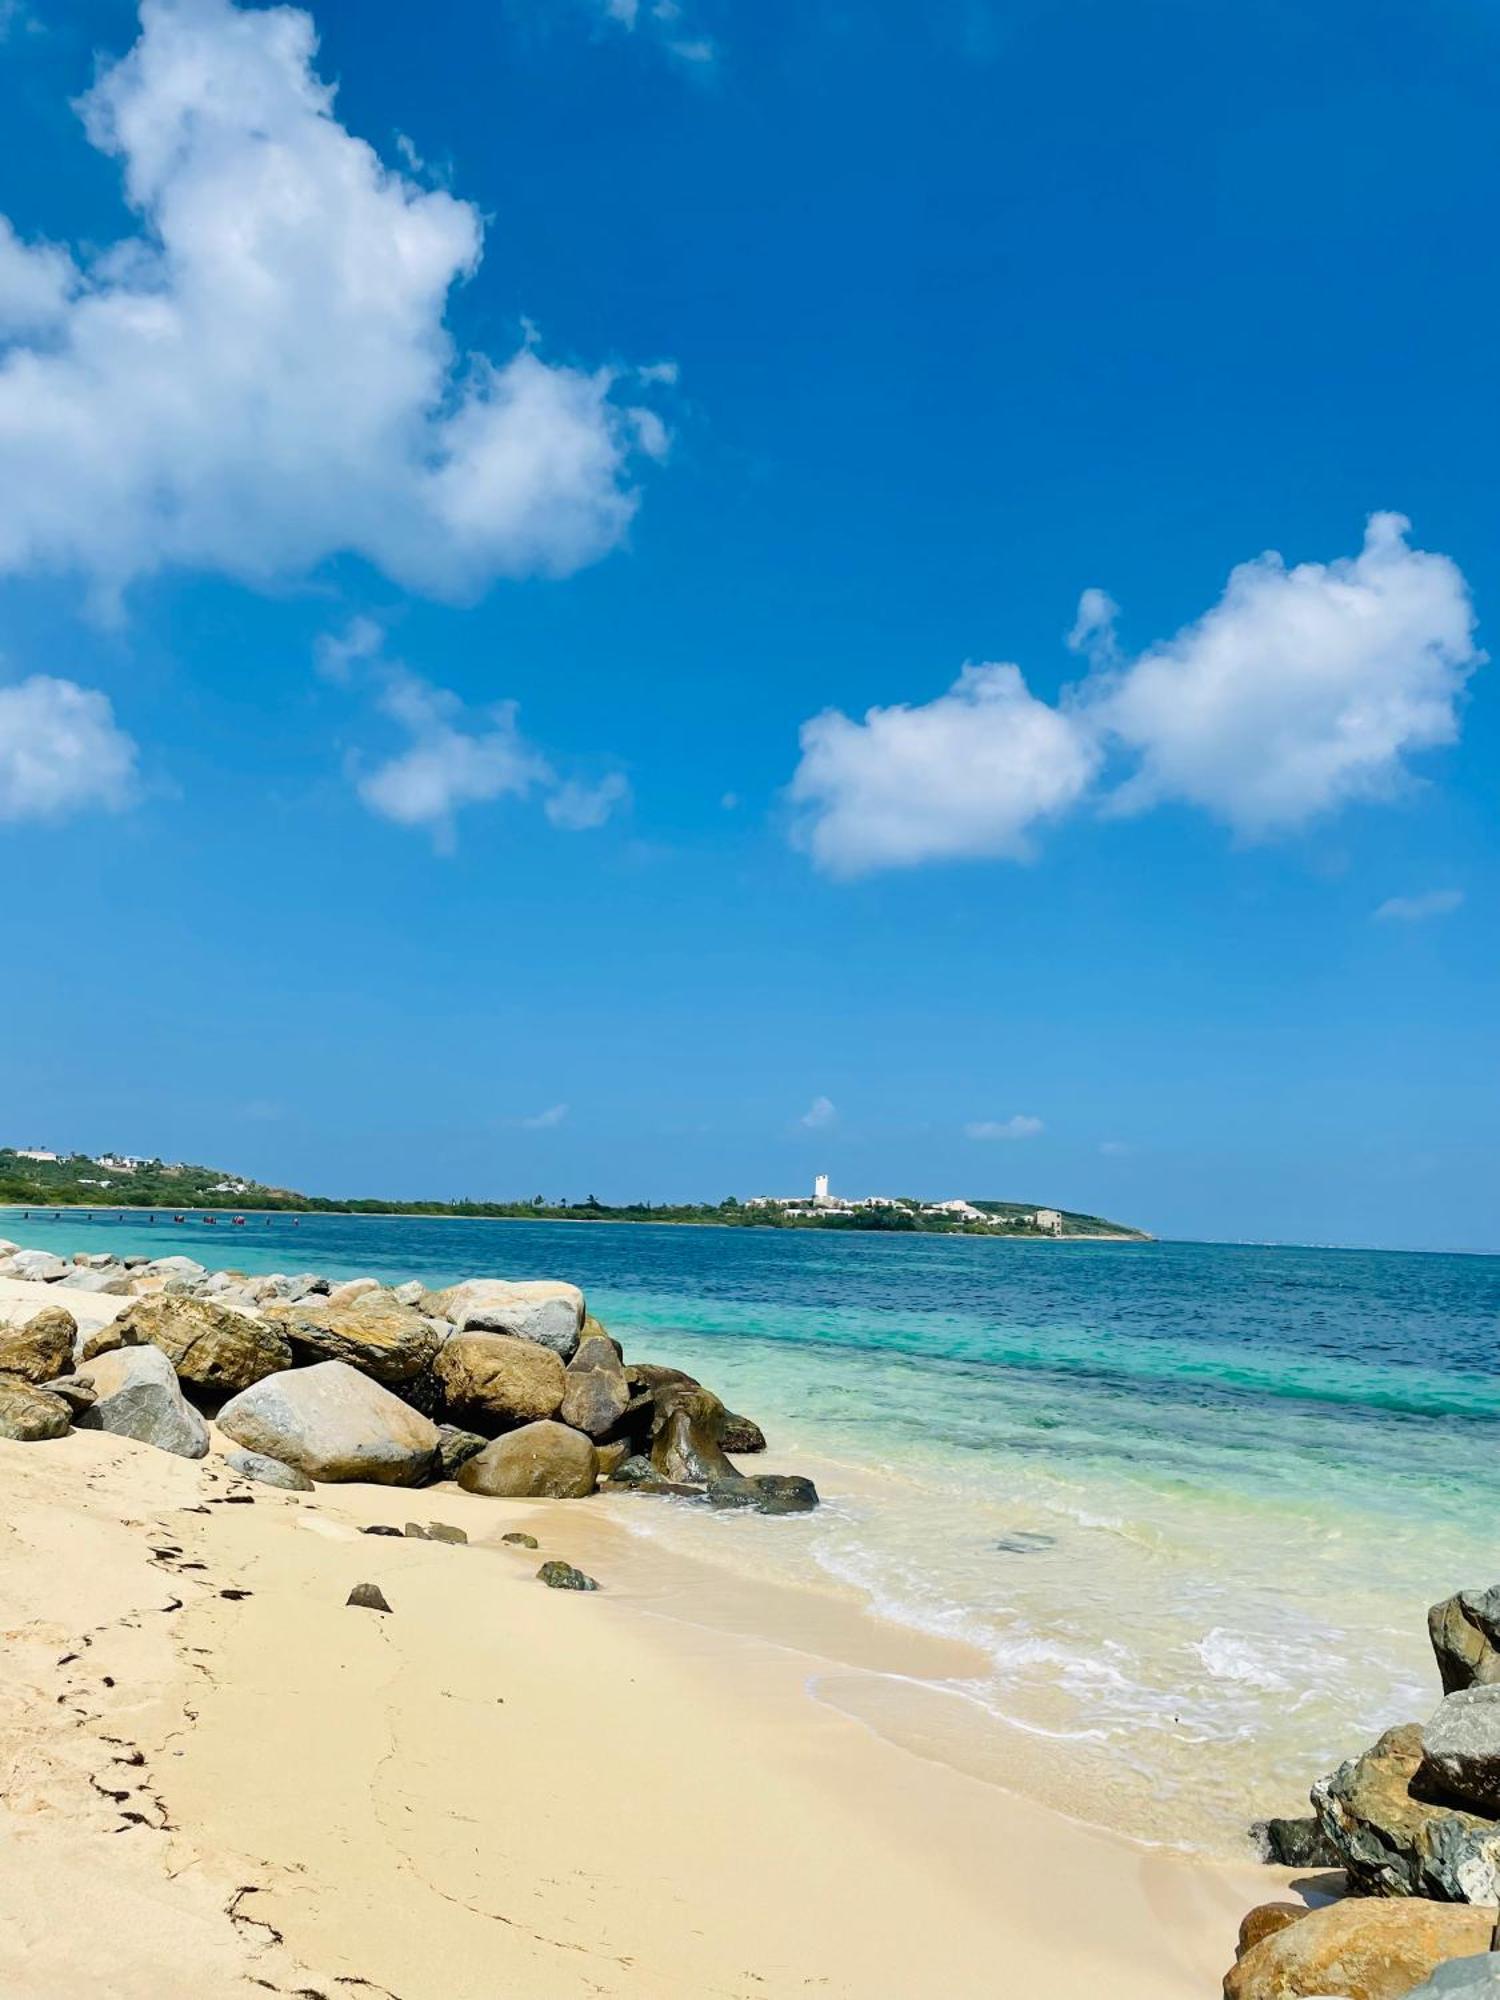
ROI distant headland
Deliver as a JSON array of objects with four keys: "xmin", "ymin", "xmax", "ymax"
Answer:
[{"xmin": 0, "ymin": 1150, "xmax": 1148, "ymax": 1240}]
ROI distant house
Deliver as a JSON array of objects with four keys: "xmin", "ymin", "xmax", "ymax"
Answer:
[
  {"xmin": 14, "ymin": 1147, "xmax": 59, "ymax": 1163},
  {"xmin": 1034, "ymin": 1207, "xmax": 1064, "ymax": 1235},
  {"xmin": 96, "ymin": 1154, "xmax": 147, "ymax": 1172}
]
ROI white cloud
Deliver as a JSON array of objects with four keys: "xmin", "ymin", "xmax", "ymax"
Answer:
[
  {"xmin": 315, "ymin": 615, "xmax": 385, "ymax": 686},
  {"xmin": 799, "ymin": 1095, "xmax": 836, "ymax": 1129},
  {"xmin": 966, "ymin": 1115, "xmax": 1044, "ymax": 1141},
  {"xmin": 1098, "ymin": 1139, "xmax": 1132, "ymax": 1156},
  {"xmin": 585, "ymin": 0, "xmax": 717, "ymax": 64},
  {"xmin": 788, "ymin": 663, "xmax": 1100, "ymax": 876},
  {"xmin": 1374, "ymin": 888, "xmax": 1464, "ymax": 923},
  {"xmin": 0, "ymin": 0, "xmax": 664, "ymax": 605},
  {"xmin": 351, "ymin": 663, "xmax": 629, "ymax": 851},
  {"xmin": 520, "ymin": 1103, "xmax": 568, "ymax": 1129},
  {"xmin": 1096, "ymin": 514, "xmax": 1479, "ymax": 835},
  {"xmin": 789, "ymin": 516, "xmax": 1480, "ymax": 874},
  {"xmin": 544, "ymin": 772, "xmax": 631, "ymax": 830},
  {"xmin": 0, "ymin": 675, "xmax": 139, "ymax": 823}
]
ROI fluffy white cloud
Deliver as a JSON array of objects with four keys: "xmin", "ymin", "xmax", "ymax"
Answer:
[
  {"xmin": 1096, "ymin": 514, "xmax": 1479, "ymax": 834},
  {"xmin": 966, "ymin": 1115, "xmax": 1044, "ymax": 1141},
  {"xmin": 790, "ymin": 516, "xmax": 1480, "ymax": 874},
  {"xmin": 788, "ymin": 663, "xmax": 1100, "ymax": 876},
  {"xmin": 0, "ymin": 675, "xmax": 139, "ymax": 823},
  {"xmin": 353, "ymin": 666, "xmax": 629, "ymax": 851},
  {"xmin": 0, "ymin": 0, "xmax": 664, "ymax": 603},
  {"xmin": 520, "ymin": 1103, "xmax": 569, "ymax": 1129},
  {"xmin": 799, "ymin": 1095, "xmax": 836, "ymax": 1129},
  {"xmin": 1374, "ymin": 888, "xmax": 1464, "ymax": 923}
]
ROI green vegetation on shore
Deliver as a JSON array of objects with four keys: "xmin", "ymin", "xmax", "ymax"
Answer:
[{"xmin": 0, "ymin": 1149, "xmax": 1147, "ymax": 1239}]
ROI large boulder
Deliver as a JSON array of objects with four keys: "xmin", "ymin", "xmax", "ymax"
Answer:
[
  {"xmin": 0, "ymin": 1305, "xmax": 78, "ymax": 1383},
  {"xmin": 0, "ymin": 1378, "xmax": 72, "ymax": 1441},
  {"xmin": 77, "ymin": 1346, "xmax": 209, "ymax": 1459},
  {"xmin": 224, "ymin": 1447, "xmax": 314, "ymax": 1492},
  {"xmin": 141, "ymin": 1256, "xmax": 207, "ymax": 1283},
  {"xmin": 1224, "ymin": 1896, "xmax": 1496, "ymax": 1999},
  {"xmin": 455, "ymin": 1420, "xmax": 598, "ymax": 1499},
  {"xmin": 1419, "ymin": 1687, "xmax": 1500, "ymax": 1815},
  {"xmin": 8, "ymin": 1250, "xmax": 67, "ymax": 1283},
  {"xmin": 217, "ymin": 1361, "xmax": 440, "ymax": 1485},
  {"xmin": 95, "ymin": 1295, "xmax": 292, "ymax": 1405},
  {"xmin": 1431, "ymin": 1590, "xmax": 1500, "ymax": 1695},
  {"xmin": 1407, "ymin": 1959, "xmax": 1500, "ymax": 1995},
  {"xmin": 268, "ymin": 1291, "xmax": 441, "ymax": 1386},
  {"xmin": 558, "ymin": 1332, "xmax": 629, "ymax": 1439},
  {"xmin": 434, "ymin": 1333, "xmax": 565, "ymax": 1431},
  {"xmin": 720, "ymin": 1411, "xmax": 767, "ymax": 1454},
  {"xmin": 649, "ymin": 1383, "xmax": 739, "ymax": 1487},
  {"xmin": 324, "ymin": 1277, "xmax": 382, "ymax": 1308},
  {"xmin": 421, "ymin": 1280, "xmax": 584, "ymax": 1360},
  {"xmin": 57, "ymin": 1267, "xmax": 134, "ymax": 1296},
  {"xmin": 1313, "ymin": 1723, "xmax": 1500, "ymax": 1902}
]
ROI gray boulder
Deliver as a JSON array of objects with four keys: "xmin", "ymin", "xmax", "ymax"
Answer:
[
  {"xmin": 8, "ymin": 1250, "xmax": 67, "ymax": 1283},
  {"xmin": 224, "ymin": 1447, "xmax": 315, "ymax": 1492},
  {"xmin": 1431, "ymin": 1588, "xmax": 1500, "ymax": 1695},
  {"xmin": 559, "ymin": 1332, "xmax": 630, "ymax": 1439},
  {"xmin": 56, "ymin": 1268, "xmax": 134, "ymax": 1296},
  {"xmin": 421, "ymin": 1279, "xmax": 585, "ymax": 1360},
  {"xmin": 0, "ymin": 1377, "xmax": 72, "ymax": 1440},
  {"xmin": 325, "ymin": 1276, "xmax": 382, "ymax": 1308},
  {"xmin": 1407, "ymin": 1957, "xmax": 1500, "ymax": 1995},
  {"xmin": 434, "ymin": 1332, "xmax": 566, "ymax": 1431},
  {"xmin": 1313, "ymin": 1721, "xmax": 1500, "ymax": 1902},
  {"xmin": 0, "ymin": 1305, "xmax": 78, "ymax": 1383},
  {"xmin": 1420, "ymin": 1686, "xmax": 1500, "ymax": 1815},
  {"xmin": 78, "ymin": 1346, "xmax": 209, "ymax": 1459},
  {"xmin": 456, "ymin": 1419, "xmax": 598, "ymax": 1499},
  {"xmin": 1252, "ymin": 1814, "xmax": 1339, "ymax": 1868},
  {"xmin": 42, "ymin": 1373, "xmax": 97, "ymax": 1416},
  {"xmin": 72, "ymin": 1253, "xmax": 118, "ymax": 1270},
  {"xmin": 142, "ymin": 1256, "xmax": 207, "ymax": 1283},
  {"xmin": 268, "ymin": 1291, "xmax": 441, "ymax": 1385},
  {"xmin": 392, "ymin": 1281, "xmax": 425, "ymax": 1307},
  {"xmin": 218, "ymin": 1361, "xmax": 440, "ymax": 1485}
]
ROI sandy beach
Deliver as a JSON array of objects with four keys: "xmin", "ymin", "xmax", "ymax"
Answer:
[{"xmin": 0, "ymin": 1268, "xmax": 1282, "ymax": 1998}]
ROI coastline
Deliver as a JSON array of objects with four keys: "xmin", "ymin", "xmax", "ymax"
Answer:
[{"xmin": 0, "ymin": 1379, "xmax": 1279, "ymax": 1997}]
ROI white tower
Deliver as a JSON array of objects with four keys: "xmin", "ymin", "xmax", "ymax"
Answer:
[{"xmin": 813, "ymin": 1173, "xmax": 830, "ymax": 1203}]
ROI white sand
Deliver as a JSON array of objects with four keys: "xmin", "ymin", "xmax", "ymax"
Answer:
[{"xmin": 0, "ymin": 1276, "xmax": 1284, "ymax": 1997}]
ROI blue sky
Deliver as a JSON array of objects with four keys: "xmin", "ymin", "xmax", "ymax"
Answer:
[{"xmin": 0, "ymin": 0, "xmax": 1496, "ymax": 1250}]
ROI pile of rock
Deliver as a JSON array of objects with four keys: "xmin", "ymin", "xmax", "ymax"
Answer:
[
  {"xmin": 0, "ymin": 1246, "xmax": 814, "ymax": 1514},
  {"xmin": 1230, "ymin": 1587, "xmax": 1500, "ymax": 1998}
]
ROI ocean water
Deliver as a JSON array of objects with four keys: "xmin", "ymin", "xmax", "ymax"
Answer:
[{"xmin": 6, "ymin": 1206, "xmax": 1498, "ymax": 1853}]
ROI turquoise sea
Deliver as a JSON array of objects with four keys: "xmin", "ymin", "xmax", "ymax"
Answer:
[{"xmin": 5, "ymin": 1207, "xmax": 1498, "ymax": 1853}]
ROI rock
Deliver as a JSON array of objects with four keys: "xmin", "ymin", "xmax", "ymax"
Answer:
[
  {"xmin": 142, "ymin": 1256, "xmax": 207, "ymax": 1283},
  {"xmin": 1253, "ymin": 1815, "xmax": 1340, "ymax": 1869},
  {"xmin": 0, "ymin": 1377, "xmax": 72, "ymax": 1440},
  {"xmin": 537, "ymin": 1560, "xmax": 598, "ymax": 1592},
  {"xmin": 392, "ymin": 1281, "xmax": 425, "ymax": 1307},
  {"xmin": 121, "ymin": 1256, "xmax": 149, "ymax": 1269},
  {"xmin": 269, "ymin": 1292, "xmax": 441, "ymax": 1386},
  {"xmin": 347, "ymin": 1583, "xmax": 392, "ymax": 1613},
  {"xmin": 77, "ymin": 1346, "xmax": 209, "ymax": 1459},
  {"xmin": 325, "ymin": 1277, "xmax": 382, "ymax": 1308},
  {"xmin": 719, "ymin": 1410, "xmax": 767, "ymax": 1453},
  {"xmin": 434, "ymin": 1333, "xmax": 566, "ymax": 1432},
  {"xmin": 595, "ymin": 1439, "xmax": 628, "ymax": 1480},
  {"xmin": 217, "ymin": 1361, "xmax": 440, "ymax": 1486},
  {"xmin": 72, "ymin": 1252, "xmax": 117, "ymax": 1270},
  {"xmin": 431, "ymin": 1424, "xmax": 488, "ymax": 1481},
  {"xmin": 1431, "ymin": 1590, "xmax": 1500, "ymax": 1696},
  {"xmin": 609, "ymin": 1452, "xmax": 659, "ymax": 1485},
  {"xmin": 225, "ymin": 1447, "xmax": 314, "ymax": 1492},
  {"xmin": 558, "ymin": 1332, "xmax": 630, "ymax": 1439},
  {"xmin": 56, "ymin": 1268, "xmax": 134, "ymax": 1296},
  {"xmin": 649, "ymin": 1384, "xmax": 756, "ymax": 1499},
  {"xmin": 626, "ymin": 1362, "xmax": 699, "ymax": 1395},
  {"xmin": 742, "ymin": 1473, "xmax": 820, "ymax": 1515},
  {"xmin": 455, "ymin": 1420, "xmax": 599, "ymax": 1499},
  {"xmin": 995, "ymin": 1531, "xmax": 1057, "ymax": 1554},
  {"xmin": 7, "ymin": 1250, "xmax": 67, "ymax": 1283},
  {"xmin": 1235, "ymin": 1904, "xmax": 1307, "ymax": 1958},
  {"xmin": 1420, "ymin": 1686, "xmax": 1500, "ymax": 1815},
  {"xmin": 1313, "ymin": 1723, "xmax": 1500, "ymax": 1901},
  {"xmin": 41, "ymin": 1373, "xmax": 97, "ymax": 1415},
  {"xmin": 0, "ymin": 1305, "xmax": 78, "ymax": 1383},
  {"xmin": 581, "ymin": 1314, "xmax": 622, "ymax": 1357},
  {"xmin": 362, "ymin": 1524, "xmax": 402, "ymax": 1536},
  {"xmin": 422, "ymin": 1521, "xmax": 467, "ymax": 1545},
  {"xmin": 283, "ymin": 1273, "xmax": 330, "ymax": 1300},
  {"xmin": 1224, "ymin": 1896, "xmax": 1496, "ymax": 2000},
  {"xmin": 421, "ymin": 1280, "xmax": 585, "ymax": 1360},
  {"xmin": 501, "ymin": 1531, "xmax": 539, "ymax": 1548},
  {"xmin": 100, "ymin": 1295, "xmax": 292, "ymax": 1405},
  {"xmin": 1406, "ymin": 1959, "xmax": 1500, "ymax": 1995}
]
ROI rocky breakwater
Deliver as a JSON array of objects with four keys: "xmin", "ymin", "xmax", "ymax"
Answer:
[
  {"xmin": 1228, "ymin": 1586, "xmax": 1500, "ymax": 1999},
  {"xmin": 0, "ymin": 1241, "xmax": 817, "ymax": 1518}
]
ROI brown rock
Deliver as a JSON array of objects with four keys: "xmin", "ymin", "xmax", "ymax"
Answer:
[
  {"xmin": 1235, "ymin": 1903, "xmax": 1307, "ymax": 1960},
  {"xmin": 347, "ymin": 1583, "xmax": 392, "ymax": 1613},
  {"xmin": 0, "ymin": 1376, "xmax": 72, "ymax": 1441},
  {"xmin": 434, "ymin": 1333, "xmax": 566, "ymax": 1431},
  {"xmin": 1430, "ymin": 1589, "xmax": 1500, "ymax": 1695},
  {"xmin": 595, "ymin": 1439, "xmax": 628, "ymax": 1480},
  {"xmin": 99, "ymin": 1294, "xmax": 292, "ymax": 1405},
  {"xmin": 649, "ymin": 1383, "xmax": 739, "ymax": 1486},
  {"xmin": 720, "ymin": 1410, "xmax": 767, "ymax": 1453},
  {"xmin": 0, "ymin": 1305, "xmax": 77, "ymax": 1383},
  {"xmin": 1223, "ymin": 1895, "xmax": 1495, "ymax": 1999},
  {"xmin": 269, "ymin": 1291, "xmax": 441, "ymax": 1386},
  {"xmin": 1313, "ymin": 1723, "xmax": 1500, "ymax": 1901},
  {"xmin": 558, "ymin": 1332, "xmax": 630, "ymax": 1439},
  {"xmin": 455, "ymin": 1420, "xmax": 598, "ymax": 1499}
]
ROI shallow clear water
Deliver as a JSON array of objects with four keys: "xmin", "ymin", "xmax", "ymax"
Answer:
[{"xmin": 7, "ymin": 1207, "xmax": 1498, "ymax": 1851}]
